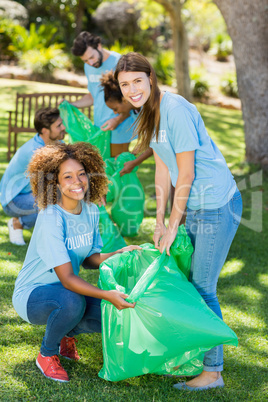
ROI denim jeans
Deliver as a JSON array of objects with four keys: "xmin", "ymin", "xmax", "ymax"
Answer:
[
  {"xmin": 3, "ymin": 192, "xmax": 38, "ymax": 229},
  {"xmin": 185, "ymin": 190, "xmax": 242, "ymax": 372},
  {"xmin": 27, "ymin": 283, "xmax": 101, "ymax": 357}
]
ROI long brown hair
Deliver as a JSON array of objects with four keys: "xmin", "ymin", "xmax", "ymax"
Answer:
[{"xmin": 114, "ymin": 52, "xmax": 161, "ymax": 152}]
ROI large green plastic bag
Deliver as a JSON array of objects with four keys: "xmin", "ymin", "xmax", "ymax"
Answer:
[
  {"xmin": 59, "ymin": 100, "xmax": 111, "ymax": 160},
  {"xmin": 98, "ymin": 205, "xmax": 126, "ymax": 252},
  {"xmin": 169, "ymin": 225, "xmax": 193, "ymax": 279},
  {"xmin": 98, "ymin": 232, "xmax": 238, "ymax": 382},
  {"xmin": 105, "ymin": 152, "xmax": 145, "ymax": 236}
]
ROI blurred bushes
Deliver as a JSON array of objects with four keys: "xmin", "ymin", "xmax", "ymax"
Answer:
[
  {"xmin": 20, "ymin": 46, "xmax": 71, "ymax": 81},
  {"xmin": 0, "ymin": 19, "xmax": 70, "ymax": 79},
  {"xmin": 153, "ymin": 50, "xmax": 176, "ymax": 87},
  {"xmin": 190, "ymin": 68, "xmax": 209, "ymax": 98},
  {"xmin": 210, "ymin": 33, "xmax": 232, "ymax": 62},
  {"xmin": 220, "ymin": 73, "xmax": 239, "ymax": 98}
]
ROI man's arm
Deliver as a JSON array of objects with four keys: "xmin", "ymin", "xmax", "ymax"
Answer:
[{"xmin": 70, "ymin": 93, "xmax": 94, "ymax": 108}]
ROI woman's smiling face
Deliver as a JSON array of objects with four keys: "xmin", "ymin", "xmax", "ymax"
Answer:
[
  {"xmin": 118, "ymin": 71, "xmax": 151, "ymax": 108},
  {"xmin": 57, "ymin": 159, "xmax": 89, "ymax": 210}
]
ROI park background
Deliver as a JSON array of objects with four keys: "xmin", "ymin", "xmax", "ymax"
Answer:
[{"xmin": 0, "ymin": 0, "xmax": 267, "ymax": 400}]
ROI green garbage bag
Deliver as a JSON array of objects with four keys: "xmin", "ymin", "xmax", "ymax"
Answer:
[
  {"xmin": 98, "ymin": 231, "xmax": 238, "ymax": 382},
  {"xmin": 105, "ymin": 152, "xmax": 145, "ymax": 237},
  {"xmin": 104, "ymin": 158, "xmax": 120, "ymax": 203},
  {"xmin": 98, "ymin": 205, "xmax": 126, "ymax": 253},
  {"xmin": 59, "ymin": 100, "xmax": 111, "ymax": 160},
  {"xmin": 169, "ymin": 225, "xmax": 193, "ymax": 279}
]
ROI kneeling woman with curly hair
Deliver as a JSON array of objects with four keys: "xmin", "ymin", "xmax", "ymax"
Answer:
[{"xmin": 12, "ymin": 142, "xmax": 139, "ymax": 383}]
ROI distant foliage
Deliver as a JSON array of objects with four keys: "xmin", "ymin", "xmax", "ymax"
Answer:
[
  {"xmin": 109, "ymin": 41, "xmax": 134, "ymax": 55},
  {"xmin": 153, "ymin": 50, "xmax": 176, "ymax": 86},
  {"xmin": 0, "ymin": 20, "xmax": 70, "ymax": 79},
  {"xmin": 0, "ymin": 19, "xmax": 16, "ymax": 60},
  {"xmin": 7, "ymin": 23, "xmax": 59, "ymax": 55},
  {"xmin": 210, "ymin": 33, "xmax": 232, "ymax": 61},
  {"xmin": 19, "ymin": 46, "xmax": 71, "ymax": 80},
  {"xmin": 220, "ymin": 73, "xmax": 239, "ymax": 98},
  {"xmin": 183, "ymin": 0, "xmax": 229, "ymax": 52},
  {"xmin": 0, "ymin": 0, "xmax": 28, "ymax": 25},
  {"xmin": 190, "ymin": 68, "xmax": 209, "ymax": 98},
  {"xmin": 93, "ymin": 1, "xmax": 158, "ymax": 55}
]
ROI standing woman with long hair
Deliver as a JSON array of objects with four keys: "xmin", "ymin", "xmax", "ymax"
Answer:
[{"xmin": 114, "ymin": 53, "xmax": 242, "ymax": 391}]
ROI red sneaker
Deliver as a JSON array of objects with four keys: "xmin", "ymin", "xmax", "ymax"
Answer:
[
  {"xmin": 36, "ymin": 353, "xmax": 69, "ymax": 382},
  {"xmin": 59, "ymin": 336, "xmax": 81, "ymax": 361}
]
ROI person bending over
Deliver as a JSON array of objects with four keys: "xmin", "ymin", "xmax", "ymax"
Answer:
[
  {"xmin": 12, "ymin": 142, "xmax": 140, "ymax": 383},
  {"xmin": 0, "ymin": 107, "xmax": 65, "ymax": 245},
  {"xmin": 68, "ymin": 32, "xmax": 136, "ymax": 157}
]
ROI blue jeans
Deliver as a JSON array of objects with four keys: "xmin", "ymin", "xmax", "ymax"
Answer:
[
  {"xmin": 185, "ymin": 190, "xmax": 242, "ymax": 372},
  {"xmin": 3, "ymin": 192, "xmax": 38, "ymax": 229},
  {"xmin": 27, "ymin": 283, "xmax": 101, "ymax": 357}
]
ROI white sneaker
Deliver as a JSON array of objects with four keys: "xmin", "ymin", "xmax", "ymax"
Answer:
[{"xmin": 7, "ymin": 218, "xmax": 26, "ymax": 246}]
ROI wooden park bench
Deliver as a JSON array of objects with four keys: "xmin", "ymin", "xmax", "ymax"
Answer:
[{"xmin": 7, "ymin": 92, "xmax": 91, "ymax": 161}]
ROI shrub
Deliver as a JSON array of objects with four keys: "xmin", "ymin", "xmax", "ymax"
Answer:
[
  {"xmin": 19, "ymin": 46, "xmax": 71, "ymax": 81},
  {"xmin": 220, "ymin": 73, "xmax": 239, "ymax": 98},
  {"xmin": 8, "ymin": 23, "xmax": 59, "ymax": 56},
  {"xmin": 153, "ymin": 50, "xmax": 176, "ymax": 86},
  {"xmin": 0, "ymin": 19, "xmax": 17, "ymax": 60},
  {"xmin": 210, "ymin": 33, "xmax": 232, "ymax": 61},
  {"xmin": 109, "ymin": 40, "xmax": 134, "ymax": 55},
  {"xmin": 190, "ymin": 68, "xmax": 209, "ymax": 98}
]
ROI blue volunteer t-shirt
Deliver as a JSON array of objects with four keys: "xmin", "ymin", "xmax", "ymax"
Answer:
[
  {"xmin": 84, "ymin": 51, "xmax": 136, "ymax": 144},
  {"xmin": 12, "ymin": 201, "xmax": 103, "ymax": 323},
  {"xmin": 0, "ymin": 134, "xmax": 45, "ymax": 207},
  {"xmin": 150, "ymin": 92, "xmax": 236, "ymax": 210}
]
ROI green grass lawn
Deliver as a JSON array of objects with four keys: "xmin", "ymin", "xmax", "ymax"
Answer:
[{"xmin": 0, "ymin": 78, "xmax": 267, "ymax": 401}]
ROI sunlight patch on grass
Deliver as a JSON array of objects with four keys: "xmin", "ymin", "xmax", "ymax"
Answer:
[
  {"xmin": 258, "ymin": 273, "xmax": 268, "ymax": 286},
  {"xmin": 0, "ymin": 375, "xmax": 29, "ymax": 393},
  {"xmin": 0, "ymin": 259, "xmax": 22, "ymax": 274},
  {"xmin": 221, "ymin": 259, "xmax": 244, "ymax": 277},
  {"xmin": 232, "ymin": 286, "xmax": 263, "ymax": 300},
  {"xmin": 244, "ymin": 336, "xmax": 268, "ymax": 353},
  {"xmin": 222, "ymin": 305, "xmax": 265, "ymax": 329}
]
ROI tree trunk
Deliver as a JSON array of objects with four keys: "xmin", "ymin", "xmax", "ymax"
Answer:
[
  {"xmin": 155, "ymin": 0, "xmax": 192, "ymax": 100},
  {"xmin": 214, "ymin": 0, "xmax": 268, "ymax": 167},
  {"xmin": 75, "ymin": 0, "xmax": 85, "ymax": 37}
]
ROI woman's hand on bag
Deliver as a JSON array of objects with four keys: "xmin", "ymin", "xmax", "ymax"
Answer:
[
  {"xmin": 98, "ymin": 195, "xmax": 106, "ymax": 207},
  {"xmin": 153, "ymin": 222, "xmax": 167, "ymax": 250},
  {"xmin": 107, "ymin": 290, "xmax": 136, "ymax": 310},
  {"xmin": 119, "ymin": 160, "xmax": 136, "ymax": 176},
  {"xmin": 159, "ymin": 227, "xmax": 177, "ymax": 256},
  {"xmin": 101, "ymin": 117, "xmax": 119, "ymax": 131}
]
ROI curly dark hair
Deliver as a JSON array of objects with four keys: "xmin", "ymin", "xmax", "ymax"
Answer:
[
  {"xmin": 100, "ymin": 70, "xmax": 123, "ymax": 103},
  {"xmin": 27, "ymin": 142, "xmax": 108, "ymax": 210},
  {"xmin": 71, "ymin": 31, "xmax": 101, "ymax": 56}
]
